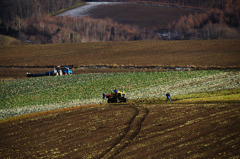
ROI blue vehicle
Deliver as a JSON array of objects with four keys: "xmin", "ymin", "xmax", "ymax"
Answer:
[
  {"xmin": 26, "ymin": 65, "xmax": 73, "ymax": 77},
  {"xmin": 61, "ymin": 66, "xmax": 73, "ymax": 75}
]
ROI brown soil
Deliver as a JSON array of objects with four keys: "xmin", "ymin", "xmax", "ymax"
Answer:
[
  {"xmin": 88, "ymin": 3, "xmax": 197, "ymax": 31},
  {"xmin": 0, "ymin": 40, "xmax": 239, "ymax": 79},
  {"xmin": 0, "ymin": 40, "xmax": 239, "ymax": 68},
  {"xmin": 0, "ymin": 68, "xmax": 51, "ymax": 79},
  {"xmin": 1, "ymin": 103, "xmax": 239, "ymax": 158}
]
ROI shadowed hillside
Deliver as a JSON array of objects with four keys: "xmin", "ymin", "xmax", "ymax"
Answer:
[{"xmin": 0, "ymin": 0, "xmax": 239, "ymax": 43}]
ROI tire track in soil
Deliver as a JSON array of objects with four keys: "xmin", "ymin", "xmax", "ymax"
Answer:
[{"xmin": 98, "ymin": 105, "xmax": 149, "ymax": 159}]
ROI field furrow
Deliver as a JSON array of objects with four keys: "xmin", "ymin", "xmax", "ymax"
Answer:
[
  {"xmin": 116, "ymin": 103, "xmax": 240, "ymax": 158},
  {"xmin": 101, "ymin": 106, "xmax": 149, "ymax": 159},
  {"xmin": 0, "ymin": 101, "xmax": 239, "ymax": 158},
  {"xmin": 0, "ymin": 105, "xmax": 136, "ymax": 158}
]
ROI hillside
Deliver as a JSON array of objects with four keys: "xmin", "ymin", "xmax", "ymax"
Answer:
[
  {"xmin": 1, "ymin": 0, "xmax": 240, "ymax": 43},
  {"xmin": 0, "ymin": 40, "xmax": 239, "ymax": 67},
  {"xmin": 111, "ymin": 0, "xmax": 239, "ymax": 9},
  {"xmin": 1, "ymin": 71, "xmax": 240, "ymax": 158},
  {"xmin": 85, "ymin": 2, "xmax": 197, "ymax": 31},
  {"xmin": 1, "ymin": 101, "xmax": 240, "ymax": 158},
  {"xmin": 1, "ymin": 1, "xmax": 239, "ymax": 158},
  {"xmin": 0, "ymin": 35, "xmax": 24, "ymax": 46}
]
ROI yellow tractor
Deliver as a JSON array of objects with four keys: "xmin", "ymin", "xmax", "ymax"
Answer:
[{"xmin": 104, "ymin": 89, "xmax": 127, "ymax": 103}]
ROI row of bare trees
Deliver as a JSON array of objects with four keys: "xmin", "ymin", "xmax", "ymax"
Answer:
[
  {"xmin": 0, "ymin": 0, "xmax": 161, "ymax": 43},
  {"xmin": 16, "ymin": 15, "xmax": 158, "ymax": 43},
  {"xmin": 0, "ymin": 0, "xmax": 240, "ymax": 42},
  {"xmin": 0, "ymin": 0, "xmax": 84, "ymax": 22},
  {"xmin": 167, "ymin": 2, "xmax": 240, "ymax": 40}
]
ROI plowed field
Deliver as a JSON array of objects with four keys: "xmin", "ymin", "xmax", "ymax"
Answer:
[
  {"xmin": 1, "ymin": 40, "xmax": 239, "ymax": 79},
  {"xmin": 0, "ymin": 40, "xmax": 239, "ymax": 67},
  {"xmin": 1, "ymin": 103, "xmax": 239, "ymax": 158}
]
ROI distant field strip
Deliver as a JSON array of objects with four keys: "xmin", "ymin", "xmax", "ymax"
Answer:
[
  {"xmin": 0, "ymin": 70, "xmax": 240, "ymax": 119},
  {"xmin": 1, "ymin": 40, "xmax": 239, "ymax": 68}
]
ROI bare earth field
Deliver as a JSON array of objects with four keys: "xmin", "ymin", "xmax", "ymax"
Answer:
[
  {"xmin": 88, "ymin": 3, "xmax": 198, "ymax": 31},
  {"xmin": 58, "ymin": 2, "xmax": 199, "ymax": 31},
  {"xmin": 0, "ymin": 40, "xmax": 239, "ymax": 79},
  {"xmin": 0, "ymin": 103, "xmax": 239, "ymax": 158},
  {"xmin": 1, "ymin": 40, "xmax": 239, "ymax": 67}
]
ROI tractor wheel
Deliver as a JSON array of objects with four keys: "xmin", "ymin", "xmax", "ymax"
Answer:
[{"xmin": 111, "ymin": 98, "xmax": 118, "ymax": 103}]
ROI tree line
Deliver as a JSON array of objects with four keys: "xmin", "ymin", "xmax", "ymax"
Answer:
[
  {"xmin": 0, "ymin": 0, "xmax": 159, "ymax": 43},
  {"xmin": 14, "ymin": 15, "xmax": 158, "ymax": 43},
  {"xmin": 167, "ymin": 1, "xmax": 240, "ymax": 39},
  {"xmin": 0, "ymin": 0, "xmax": 239, "ymax": 43},
  {"xmin": 0, "ymin": 0, "xmax": 84, "ymax": 22}
]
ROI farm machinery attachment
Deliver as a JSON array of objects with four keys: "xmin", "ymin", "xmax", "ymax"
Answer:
[
  {"xmin": 103, "ymin": 89, "xmax": 127, "ymax": 103},
  {"xmin": 26, "ymin": 65, "xmax": 73, "ymax": 77}
]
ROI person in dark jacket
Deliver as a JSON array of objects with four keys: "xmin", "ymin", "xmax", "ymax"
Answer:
[
  {"xmin": 102, "ymin": 93, "xmax": 106, "ymax": 102},
  {"xmin": 166, "ymin": 92, "xmax": 171, "ymax": 102},
  {"xmin": 103, "ymin": 93, "xmax": 106, "ymax": 99}
]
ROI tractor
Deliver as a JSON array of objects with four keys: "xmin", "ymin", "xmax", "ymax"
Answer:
[{"xmin": 104, "ymin": 89, "xmax": 127, "ymax": 103}]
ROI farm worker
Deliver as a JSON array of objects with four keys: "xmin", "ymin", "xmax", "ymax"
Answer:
[
  {"xmin": 114, "ymin": 88, "xmax": 118, "ymax": 93},
  {"xmin": 103, "ymin": 93, "xmax": 106, "ymax": 99},
  {"xmin": 166, "ymin": 92, "xmax": 171, "ymax": 102},
  {"xmin": 102, "ymin": 93, "xmax": 106, "ymax": 102}
]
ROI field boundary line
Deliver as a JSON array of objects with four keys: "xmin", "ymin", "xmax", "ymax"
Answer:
[
  {"xmin": 0, "ymin": 104, "xmax": 99, "ymax": 124},
  {"xmin": 1, "ymin": 65, "xmax": 239, "ymax": 70}
]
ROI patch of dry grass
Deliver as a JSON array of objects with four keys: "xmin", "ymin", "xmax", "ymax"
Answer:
[{"xmin": 0, "ymin": 35, "xmax": 24, "ymax": 46}]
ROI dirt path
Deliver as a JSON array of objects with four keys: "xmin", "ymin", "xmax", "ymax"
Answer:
[
  {"xmin": 57, "ymin": 2, "xmax": 126, "ymax": 17},
  {"xmin": 0, "ymin": 103, "xmax": 239, "ymax": 158}
]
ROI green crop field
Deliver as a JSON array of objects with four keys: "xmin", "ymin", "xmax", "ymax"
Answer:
[
  {"xmin": 0, "ymin": 39, "xmax": 239, "ymax": 124},
  {"xmin": 1, "ymin": 70, "xmax": 239, "ymax": 119}
]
